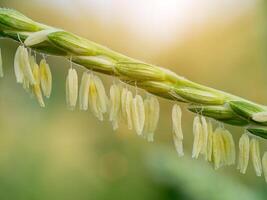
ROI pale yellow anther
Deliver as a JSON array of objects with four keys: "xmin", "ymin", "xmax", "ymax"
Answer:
[
  {"xmin": 192, "ymin": 116, "xmax": 202, "ymax": 159},
  {"xmin": 66, "ymin": 68, "xmax": 78, "ymax": 109},
  {"xmin": 120, "ymin": 87, "xmax": 128, "ymax": 119},
  {"xmin": 221, "ymin": 129, "xmax": 236, "ymax": 166},
  {"xmin": 14, "ymin": 46, "xmax": 24, "ymax": 83},
  {"xmin": 79, "ymin": 72, "xmax": 90, "ymax": 110},
  {"xmin": 93, "ymin": 75, "xmax": 108, "ymax": 114},
  {"xmin": 237, "ymin": 133, "xmax": 250, "ymax": 174},
  {"xmin": 125, "ymin": 91, "xmax": 133, "ymax": 130},
  {"xmin": 200, "ymin": 116, "xmax": 208, "ymax": 157},
  {"xmin": 132, "ymin": 94, "xmax": 145, "ymax": 136},
  {"xmin": 206, "ymin": 121, "xmax": 213, "ymax": 162},
  {"xmin": 172, "ymin": 104, "xmax": 183, "ymax": 140},
  {"xmin": 109, "ymin": 84, "xmax": 121, "ymax": 130},
  {"xmin": 173, "ymin": 135, "xmax": 184, "ymax": 157},
  {"xmin": 143, "ymin": 95, "xmax": 160, "ymax": 142},
  {"xmin": 212, "ymin": 128, "xmax": 226, "ymax": 170},
  {"xmin": 32, "ymin": 62, "xmax": 45, "ymax": 107},
  {"xmin": 40, "ymin": 59, "xmax": 52, "ymax": 98},
  {"xmin": 250, "ymin": 138, "xmax": 262, "ymax": 176},
  {"xmin": 20, "ymin": 46, "xmax": 35, "ymax": 85}
]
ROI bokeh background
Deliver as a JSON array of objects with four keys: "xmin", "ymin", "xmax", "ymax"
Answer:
[{"xmin": 0, "ymin": 0, "xmax": 267, "ymax": 199}]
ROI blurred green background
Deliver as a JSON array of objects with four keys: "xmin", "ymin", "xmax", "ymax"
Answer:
[{"xmin": 0, "ymin": 0, "xmax": 267, "ymax": 199}]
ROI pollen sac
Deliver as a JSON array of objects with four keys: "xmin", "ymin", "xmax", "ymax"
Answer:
[
  {"xmin": 172, "ymin": 104, "xmax": 183, "ymax": 140},
  {"xmin": 79, "ymin": 72, "xmax": 90, "ymax": 111},
  {"xmin": 125, "ymin": 91, "xmax": 133, "ymax": 130},
  {"xmin": 200, "ymin": 116, "xmax": 208, "ymax": 157},
  {"xmin": 132, "ymin": 94, "xmax": 145, "ymax": 136},
  {"xmin": 173, "ymin": 135, "xmax": 184, "ymax": 157},
  {"xmin": 40, "ymin": 59, "xmax": 52, "ymax": 98},
  {"xmin": 120, "ymin": 87, "xmax": 128, "ymax": 120},
  {"xmin": 66, "ymin": 68, "xmax": 78, "ymax": 110},
  {"xmin": 221, "ymin": 129, "xmax": 236, "ymax": 166},
  {"xmin": 31, "ymin": 61, "xmax": 45, "ymax": 107},
  {"xmin": 143, "ymin": 95, "xmax": 160, "ymax": 142},
  {"xmin": 0, "ymin": 48, "xmax": 4, "ymax": 77},
  {"xmin": 20, "ymin": 46, "xmax": 35, "ymax": 85},
  {"xmin": 14, "ymin": 46, "xmax": 24, "ymax": 83},
  {"xmin": 192, "ymin": 116, "xmax": 202, "ymax": 159},
  {"xmin": 88, "ymin": 74, "xmax": 108, "ymax": 121},
  {"xmin": 206, "ymin": 121, "xmax": 213, "ymax": 162},
  {"xmin": 237, "ymin": 133, "xmax": 250, "ymax": 174},
  {"xmin": 262, "ymin": 152, "xmax": 267, "ymax": 183},
  {"xmin": 109, "ymin": 84, "xmax": 121, "ymax": 130},
  {"xmin": 250, "ymin": 138, "xmax": 262, "ymax": 176},
  {"xmin": 212, "ymin": 128, "xmax": 226, "ymax": 170}
]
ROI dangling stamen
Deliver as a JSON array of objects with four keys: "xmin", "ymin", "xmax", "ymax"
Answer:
[
  {"xmin": 20, "ymin": 46, "xmax": 35, "ymax": 85},
  {"xmin": 79, "ymin": 72, "xmax": 90, "ymax": 110},
  {"xmin": 14, "ymin": 46, "xmax": 24, "ymax": 83},
  {"xmin": 206, "ymin": 120, "xmax": 213, "ymax": 162},
  {"xmin": 88, "ymin": 74, "xmax": 108, "ymax": 121},
  {"xmin": 200, "ymin": 116, "xmax": 208, "ymax": 157},
  {"xmin": 221, "ymin": 129, "xmax": 236, "ymax": 166},
  {"xmin": 132, "ymin": 94, "xmax": 145, "ymax": 136},
  {"xmin": 262, "ymin": 152, "xmax": 267, "ymax": 183},
  {"xmin": 121, "ymin": 87, "xmax": 128, "ymax": 120},
  {"xmin": 125, "ymin": 90, "xmax": 133, "ymax": 130},
  {"xmin": 192, "ymin": 116, "xmax": 202, "ymax": 159},
  {"xmin": 66, "ymin": 68, "xmax": 78, "ymax": 110},
  {"xmin": 40, "ymin": 58, "xmax": 52, "ymax": 98},
  {"xmin": 212, "ymin": 127, "xmax": 226, "ymax": 170},
  {"xmin": 31, "ymin": 60, "xmax": 45, "ymax": 107},
  {"xmin": 0, "ymin": 48, "xmax": 4, "ymax": 77},
  {"xmin": 250, "ymin": 138, "xmax": 262, "ymax": 176},
  {"xmin": 109, "ymin": 84, "xmax": 121, "ymax": 130},
  {"xmin": 143, "ymin": 95, "xmax": 160, "ymax": 142},
  {"xmin": 237, "ymin": 133, "xmax": 250, "ymax": 174},
  {"xmin": 93, "ymin": 75, "xmax": 108, "ymax": 114},
  {"xmin": 171, "ymin": 104, "xmax": 184, "ymax": 156}
]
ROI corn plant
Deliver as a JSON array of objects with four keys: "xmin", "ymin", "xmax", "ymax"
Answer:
[{"xmin": 0, "ymin": 8, "xmax": 267, "ymax": 182}]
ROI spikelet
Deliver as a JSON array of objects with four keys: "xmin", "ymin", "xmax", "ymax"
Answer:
[
  {"xmin": 31, "ymin": 61, "xmax": 45, "ymax": 107},
  {"xmin": 121, "ymin": 87, "xmax": 128, "ymax": 119},
  {"xmin": 143, "ymin": 95, "xmax": 160, "ymax": 142},
  {"xmin": 252, "ymin": 112, "xmax": 267, "ymax": 123},
  {"xmin": 14, "ymin": 46, "xmax": 24, "ymax": 83},
  {"xmin": 0, "ymin": 48, "xmax": 3, "ymax": 77},
  {"xmin": 206, "ymin": 121, "xmax": 213, "ymax": 162},
  {"xmin": 192, "ymin": 116, "xmax": 202, "ymax": 159},
  {"xmin": 250, "ymin": 138, "xmax": 262, "ymax": 176},
  {"xmin": 79, "ymin": 72, "xmax": 90, "ymax": 110},
  {"xmin": 24, "ymin": 29, "xmax": 57, "ymax": 47},
  {"xmin": 132, "ymin": 95, "xmax": 145, "ymax": 135},
  {"xmin": 237, "ymin": 133, "xmax": 250, "ymax": 174},
  {"xmin": 109, "ymin": 84, "xmax": 121, "ymax": 130},
  {"xmin": 262, "ymin": 152, "xmax": 267, "ymax": 183},
  {"xmin": 125, "ymin": 91, "xmax": 133, "ymax": 130},
  {"xmin": 40, "ymin": 59, "xmax": 52, "ymax": 98},
  {"xmin": 221, "ymin": 129, "xmax": 236, "ymax": 166},
  {"xmin": 200, "ymin": 116, "xmax": 208, "ymax": 157},
  {"xmin": 66, "ymin": 68, "xmax": 78, "ymax": 109},
  {"xmin": 212, "ymin": 128, "xmax": 226, "ymax": 169}
]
